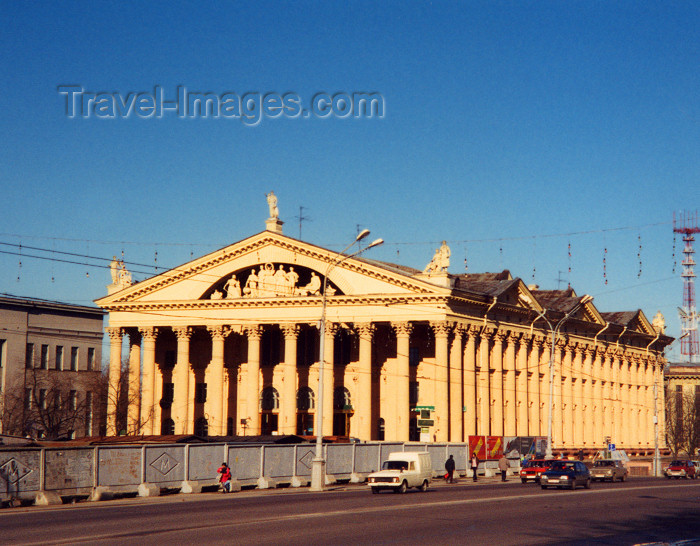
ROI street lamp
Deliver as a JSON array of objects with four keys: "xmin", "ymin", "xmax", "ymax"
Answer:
[
  {"xmin": 520, "ymin": 293, "xmax": 593, "ymax": 459},
  {"xmin": 310, "ymin": 231, "xmax": 384, "ymax": 491}
]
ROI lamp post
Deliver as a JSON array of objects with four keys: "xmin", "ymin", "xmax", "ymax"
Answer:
[
  {"xmin": 309, "ymin": 231, "xmax": 383, "ymax": 491},
  {"xmin": 521, "ymin": 294, "xmax": 593, "ymax": 459}
]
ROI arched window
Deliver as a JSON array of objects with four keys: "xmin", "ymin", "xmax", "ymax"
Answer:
[
  {"xmin": 296, "ymin": 386, "xmax": 315, "ymax": 411},
  {"xmin": 333, "ymin": 386, "xmax": 352, "ymax": 410},
  {"xmin": 260, "ymin": 387, "xmax": 280, "ymax": 411},
  {"xmin": 194, "ymin": 417, "xmax": 208, "ymax": 437},
  {"xmin": 377, "ymin": 417, "xmax": 385, "ymax": 441},
  {"xmin": 161, "ymin": 418, "xmax": 175, "ymax": 435}
]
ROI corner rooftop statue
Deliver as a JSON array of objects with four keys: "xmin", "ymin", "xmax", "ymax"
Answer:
[{"xmin": 265, "ymin": 190, "xmax": 283, "ymax": 234}]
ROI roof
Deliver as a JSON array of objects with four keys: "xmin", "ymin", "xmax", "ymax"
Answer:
[
  {"xmin": 0, "ymin": 293, "xmax": 105, "ymax": 316},
  {"xmin": 600, "ymin": 311, "xmax": 640, "ymax": 326}
]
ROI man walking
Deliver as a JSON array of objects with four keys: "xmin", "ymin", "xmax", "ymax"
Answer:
[
  {"xmin": 498, "ymin": 454, "xmax": 508, "ymax": 482},
  {"xmin": 445, "ymin": 454, "xmax": 456, "ymax": 483}
]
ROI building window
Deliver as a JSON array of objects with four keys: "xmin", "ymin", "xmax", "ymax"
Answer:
[
  {"xmin": 161, "ymin": 382, "xmax": 174, "ymax": 408},
  {"xmin": 195, "ymin": 383, "xmax": 207, "ymax": 404},
  {"xmin": 377, "ymin": 417, "xmax": 385, "ymax": 441},
  {"xmin": 333, "ymin": 387, "xmax": 352, "ymax": 410},
  {"xmin": 409, "ymin": 347, "xmax": 420, "ymax": 367},
  {"xmin": 69, "ymin": 390, "xmax": 78, "ymax": 411},
  {"xmin": 227, "ymin": 417, "xmax": 234, "ymax": 436},
  {"xmin": 70, "ymin": 347, "xmax": 79, "ymax": 371},
  {"xmin": 87, "ymin": 348, "xmax": 95, "ymax": 371},
  {"xmin": 39, "ymin": 389, "xmax": 47, "ymax": 410},
  {"xmin": 260, "ymin": 387, "xmax": 280, "ymax": 411},
  {"xmin": 296, "ymin": 386, "xmax": 315, "ymax": 411},
  {"xmin": 25, "ymin": 343, "xmax": 34, "ymax": 369},
  {"xmin": 24, "ymin": 388, "xmax": 32, "ymax": 410},
  {"xmin": 40, "ymin": 345, "xmax": 49, "ymax": 369},
  {"xmin": 55, "ymin": 346, "xmax": 64, "ymax": 371},
  {"xmin": 0, "ymin": 339, "xmax": 5, "ymax": 369},
  {"xmin": 161, "ymin": 418, "xmax": 175, "ymax": 435},
  {"xmin": 194, "ymin": 417, "xmax": 208, "ymax": 437},
  {"xmin": 409, "ymin": 381, "xmax": 419, "ymax": 407}
]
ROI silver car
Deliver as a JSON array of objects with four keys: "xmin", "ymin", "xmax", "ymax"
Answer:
[{"xmin": 590, "ymin": 460, "xmax": 628, "ymax": 482}]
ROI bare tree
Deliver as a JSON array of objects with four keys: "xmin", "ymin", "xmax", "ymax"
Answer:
[
  {"xmin": 665, "ymin": 388, "xmax": 700, "ymax": 458},
  {"xmin": 100, "ymin": 359, "xmax": 154, "ymax": 436}
]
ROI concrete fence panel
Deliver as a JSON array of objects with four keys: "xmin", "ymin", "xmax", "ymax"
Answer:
[
  {"xmin": 262, "ymin": 445, "xmax": 295, "ymax": 479},
  {"xmin": 0, "ymin": 449, "xmax": 41, "ymax": 499},
  {"xmin": 446, "ymin": 444, "xmax": 468, "ymax": 472},
  {"xmin": 326, "ymin": 444, "xmax": 354, "ymax": 478},
  {"xmin": 229, "ymin": 446, "xmax": 262, "ymax": 482},
  {"xmin": 97, "ymin": 447, "xmax": 141, "ymax": 487},
  {"xmin": 144, "ymin": 446, "xmax": 186, "ymax": 485},
  {"xmin": 45, "ymin": 448, "xmax": 93, "ymax": 492},
  {"xmin": 379, "ymin": 443, "xmax": 404, "ymax": 469},
  {"xmin": 188, "ymin": 445, "xmax": 225, "ymax": 482},
  {"xmin": 353, "ymin": 443, "xmax": 381, "ymax": 473},
  {"xmin": 294, "ymin": 444, "xmax": 316, "ymax": 477},
  {"xmin": 427, "ymin": 444, "xmax": 449, "ymax": 473}
]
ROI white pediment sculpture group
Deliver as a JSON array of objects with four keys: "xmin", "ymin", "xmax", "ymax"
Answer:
[{"xmin": 210, "ymin": 263, "xmax": 335, "ymax": 300}]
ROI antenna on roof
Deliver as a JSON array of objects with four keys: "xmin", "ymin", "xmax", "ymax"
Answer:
[
  {"xmin": 555, "ymin": 270, "xmax": 566, "ymax": 289},
  {"xmin": 295, "ymin": 206, "xmax": 311, "ymax": 240}
]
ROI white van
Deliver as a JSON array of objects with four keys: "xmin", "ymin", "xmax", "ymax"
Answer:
[{"xmin": 367, "ymin": 451, "xmax": 432, "ymax": 494}]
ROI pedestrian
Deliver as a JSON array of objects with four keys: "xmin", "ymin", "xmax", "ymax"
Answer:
[
  {"xmin": 218, "ymin": 462, "xmax": 231, "ymax": 493},
  {"xmin": 470, "ymin": 452, "xmax": 479, "ymax": 482},
  {"xmin": 445, "ymin": 454, "xmax": 456, "ymax": 484},
  {"xmin": 498, "ymin": 454, "xmax": 508, "ymax": 482}
]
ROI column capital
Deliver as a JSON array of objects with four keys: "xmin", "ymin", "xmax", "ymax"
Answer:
[
  {"xmin": 281, "ymin": 323, "xmax": 301, "ymax": 339},
  {"xmin": 244, "ymin": 324, "xmax": 263, "ymax": 340},
  {"xmin": 207, "ymin": 325, "xmax": 232, "ymax": 341},
  {"xmin": 355, "ymin": 322, "xmax": 376, "ymax": 338},
  {"xmin": 324, "ymin": 322, "xmax": 340, "ymax": 337},
  {"xmin": 138, "ymin": 326, "xmax": 159, "ymax": 342},
  {"xmin": 430, "ymin": 321, "xmax": 451, "ymax": 337},
  {"xmin": 392, "ymin": 321, "xmax": 413, "ymax": 337},
  {"xmin": 493, "ymin": 330, "xmax": 508, "ymax": 344},
  {"xmin": 106, "ymin": 327, "xmax": 123, "ymax": 341},
  {"xmin": 173, "ymin": 326, "xmax": 194, "ymax": 340}
]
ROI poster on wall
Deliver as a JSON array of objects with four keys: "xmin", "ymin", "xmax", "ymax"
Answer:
[
  {"xmin": 503, "ymin": 436, "xmax": 548, "ymax": 459},
  {"xmin": 468, "ymin": 436, "xmax": 487, "ymax": 460}
]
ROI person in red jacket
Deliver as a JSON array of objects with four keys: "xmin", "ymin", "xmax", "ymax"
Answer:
[{"xmin": 218, "ymin": 462, "xmax": 232, "ymax": 493}]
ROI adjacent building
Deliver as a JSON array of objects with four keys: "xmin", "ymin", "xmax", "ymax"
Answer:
[
  {"xmin": 96, "ymin": 210, "xmax": 673, "ymax": 451},
  {"xmin": 0, "ymin": 295, "xmax": 104, "ymax": 438}
]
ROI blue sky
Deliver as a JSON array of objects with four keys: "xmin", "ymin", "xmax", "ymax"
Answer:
[{"xmin": 1, "ymin": 1, "xmax": 698, "ymax": 360}]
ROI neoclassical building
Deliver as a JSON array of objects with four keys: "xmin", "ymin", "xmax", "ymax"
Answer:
[{"xmin": 96, "ymin": 211, "xmax": 673, "ymax": 450}]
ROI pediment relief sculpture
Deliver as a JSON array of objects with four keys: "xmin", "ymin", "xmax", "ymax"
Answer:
[{"xmin": 204, "ymin": 263, "xmax": 338, "ymax": 300}]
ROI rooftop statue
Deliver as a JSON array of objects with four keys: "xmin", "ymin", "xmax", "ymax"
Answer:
[
  {"xmin": 266, "ymin": 191, "xmax": 279, "ymax": 219},
  {"xmin": 423, "ymin": 240, "xmax": 450, "ymax": 274},
  {"xmin": 652, "ymin": 311, "xmax": 666, "ymax": 335}
]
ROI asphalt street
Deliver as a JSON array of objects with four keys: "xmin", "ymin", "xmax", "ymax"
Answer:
[{"xmin": 3, "ymin": 477, "xmax": 700, "ymax": 545}]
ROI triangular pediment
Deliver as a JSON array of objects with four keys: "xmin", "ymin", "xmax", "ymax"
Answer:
[{"xmin": 95, "ymin": 231, "xmax": 448, "ymax": 308}]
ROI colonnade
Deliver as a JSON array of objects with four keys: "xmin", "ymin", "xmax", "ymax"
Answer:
[{"xmin": 105, "ymin": 320, "xmax": 664, "ymax": 449}]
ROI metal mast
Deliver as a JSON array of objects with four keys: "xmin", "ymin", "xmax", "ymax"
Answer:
[{"xmin": 674, "ymin": 211, "xmax": 700, "ymax": 363}]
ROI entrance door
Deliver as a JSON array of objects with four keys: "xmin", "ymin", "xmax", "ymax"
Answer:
[
  {"xmin": 333, "ymin": 412, "xmax": 351, "ymax": 437},
  {"xmin": 296, "ymin": 413, "xmax": 314, "ymax": 435},
  {"xmin": 261, "ymin": 413, "xmax": 278, "ymax": 435}
]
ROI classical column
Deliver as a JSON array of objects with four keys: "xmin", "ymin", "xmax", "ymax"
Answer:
[
  {"xmin": 462, "ymin": 325, "xmax": 477, "ymax": 439},
  {"xmin": 139, "ymin": 327, "xmax": 158, "ymax": 435},
  {"xmin": 127, "ymin": 330, "xmax": 142, "ymax": 434},
  {"xmin": 581, "ymin": 347, "xmax": 594, "ymax": 446},
  {"xmin": 432, "ymin": 321, "xmax": 450, "ymax": 442},
  {"xmin": 173, "ymin": 326, "xmax": 193, "ymax": 435},
  {"xmin": 281, "ymin": 324, "xmax": 300, "ymax": 436},
  {"xmin": 503, "ymin": 332, "xmax": 517, "ymax": 437},
  {"xmin": 489, "ymin": 331, "xmax": 505, "ymax": 436},
  {"xmin": 515, "ymin": 334, "xmax": 529, "ymax": 437},
  {"xmin": 106, "ymin": 327, "xmax": 123, "ymax": 436},
  {"xmin": 528, "ymin": 336, "xmax": 542, "ymax": 436},
  {"xmin": 322, "ymin": 323, "xmax": 338, "ymax": 438},
  {"xmin": 611, "ymin": 349, "xmax": 621, "ymax": 445},
  {"xmin": 572, "ymin": 344, "xmax": 584, "ymax": 447},
  {"xmin": 555, "ymin": 341, "xmax": 568, "ymax": 448},
  {"xmin": 206, "ymin": 325, "xmax": 231, "ymax": 436},
  {"xmin": 356, "ymin": 323, "xmax": 375, "ymax": 441},
  {"xmin": 449, "ymin": 324, "xmax": 463, "ymax": 441},
  {"xmin": 592, "ymin": 348, "xmax": 604, "ymax": 447},
  {"xmin": 476, "ymin": 328, "xmax": 493, "ymax": 436},
  {"xmin": 393, "ymin": 322, "xmax": 413, "ymax": 442},
  {"xmin": 539, "ymin": 338, "xmax": 551, "ymax": 441},
  {"xmin": 245, "ymin": 325, "xmax": 263, "ymax": 435},
  {"xmin": 602, "ymin": 349, "xmax": 613, "ymax": 441}
]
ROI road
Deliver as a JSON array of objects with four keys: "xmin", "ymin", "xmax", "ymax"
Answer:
[{"xmin": 3, "ymin": 478, "xmax": 700, "ymax": 545}]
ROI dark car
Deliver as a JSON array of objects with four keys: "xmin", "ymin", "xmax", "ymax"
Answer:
[
  {"xmin": 665, "ymin": 460, "xmax": 697, "ymax": 479},
  {"xmin": 540, "ymin": 460, "xmax": 591, "ymax": 490},
  {"xmin": 519, "ymin": 459, "xmax": 558, "ymax": 483}
]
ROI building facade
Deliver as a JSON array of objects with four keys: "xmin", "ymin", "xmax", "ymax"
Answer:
[
  {"xmin": 0, "ymin": 295, "xmax": 104, "ymax": 438},
  {"xmin": 96, "ymin": 217, "xmax": 672, "ymax": 450}
]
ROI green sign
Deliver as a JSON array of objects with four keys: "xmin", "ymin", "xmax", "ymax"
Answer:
[
  {"xmin": 412, "ymin": 406, "xmax": 435, "ymax": 411},
  {"xmin": 417, "ymin": 419, "xmax": 434, "ymax": 427}
]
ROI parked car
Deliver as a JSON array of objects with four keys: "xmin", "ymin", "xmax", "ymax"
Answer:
[
  {"xmin": 590, "ymin": 460, "xmax": 628, "ymax": 482},
  {"xmin": 367, "ymin": 451, "xmax": 432, "ymax": 493},
  {"xmin": 665, "ymin": 460, "xmax": 697, "ymax": 479},
  {"xmin": 540, "ymin": 460, "xmax": 591, "ymax": 490},
  {"xmin": 520, "ymin": 459, "xmax": 557, "ymax": 483}
]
